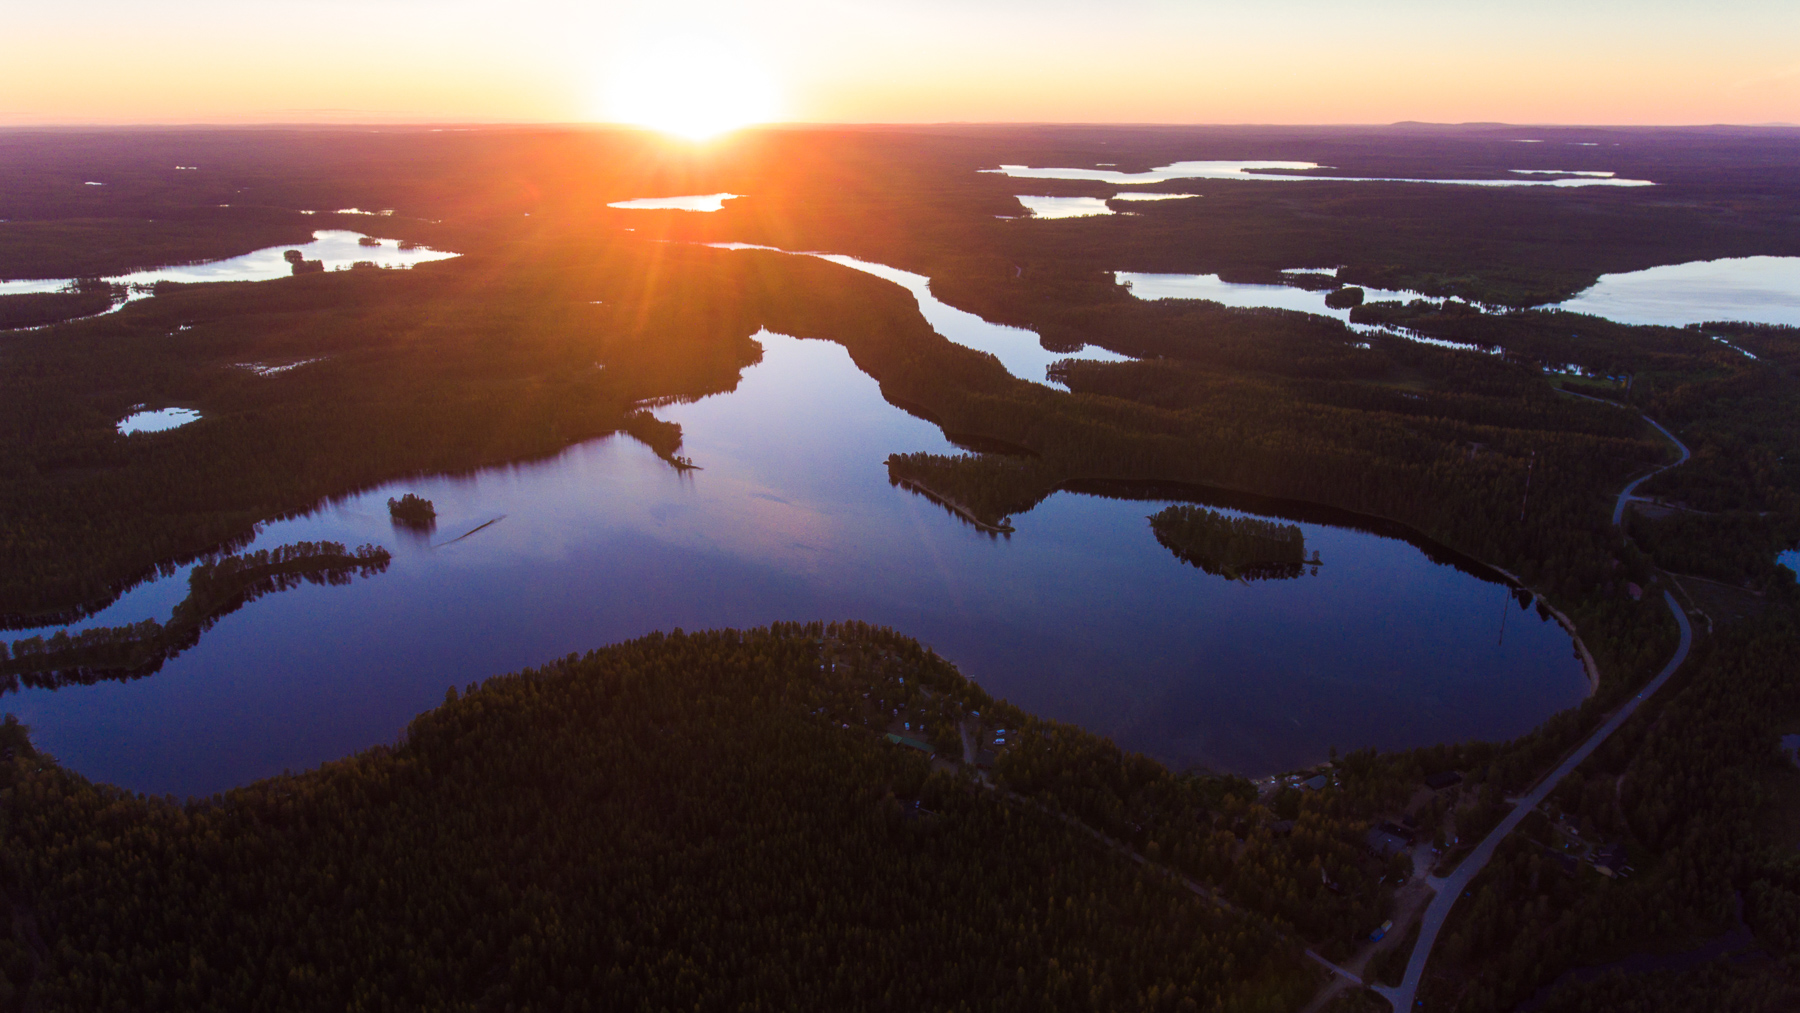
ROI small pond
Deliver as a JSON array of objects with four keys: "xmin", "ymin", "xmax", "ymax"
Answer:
[{"xmin": 117, "ymin": 407, "xmax": 202, "ymax": 435}]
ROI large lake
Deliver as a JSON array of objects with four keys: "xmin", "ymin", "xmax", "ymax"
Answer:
[{"xmin": 7, "ymin": 324, "xmax": 1586, "ymax": 797}]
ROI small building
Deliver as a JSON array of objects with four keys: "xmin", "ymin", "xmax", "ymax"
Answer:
[
  {"xmin": 1366, "ymin": 827, "xmax": 1411, "ymax": 859},
  {"xmin": 1268, "ymin": 819, "xmax": 1296, "ymax": 837},
  {"xmin": 885, "ymin": 733, "xmax": 935, "ymax": 758},
  {"xmin": 1424, "ymin": 771, "xmax": 1464, "ymax": 791},
  {"xmin": 1377, "ymin": 821, "xmax": 1416, "ymax": 844},
  {"xmin": 1300, "ymin": 774, "xmax": 1329, "ymax": 791},
  {"xmin": 1591, "ymin": 844, "xmax": 1631, "ymax": 878}
]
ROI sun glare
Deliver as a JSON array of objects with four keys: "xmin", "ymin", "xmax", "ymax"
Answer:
[{"xmin": 605, "ymin": 35, "xmax": 780, "ymax": 141}]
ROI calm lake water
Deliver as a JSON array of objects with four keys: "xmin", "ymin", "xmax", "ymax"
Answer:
[
  {"xmin": 985, "ymin": 160, "xmax": 1655, "ymax": 188},
  {"xmin": 711, "ymin": 244, "xmax": 1133, "ymax": 385},
  {"xmin": 607, "ymin": 193, "xmax": 742, "ymax": 212},
  {"xmin": 1114, "ymin": 271, "xmax": 1490, "ymax": 352},
  {"xmin": 1118, "ymin": 256, "xmax": 1800, "ymax": 336},
  {"xmin": 1015, "ymin": 196, "xmax": 1116, "ymax": 219},
  {"xmin": 7, "ymin": 328, "xmax": 1586, "ymax": 798},
  {"xmin": 0, "ymin": 230, "xmax": 459, "ymax": 297},
  {"xmin": 1552, "ymin": 256, "xmax": 1800, "ymax": 327}
]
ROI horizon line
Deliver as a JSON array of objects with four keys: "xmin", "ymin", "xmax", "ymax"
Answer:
[{"xmin": 0, "ymin": 119, "xmax": 1797, "ymax": 133}]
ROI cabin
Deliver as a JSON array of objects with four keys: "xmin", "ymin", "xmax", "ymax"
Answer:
[
  {"xmin": 1591, "ymin": 844, "xmax": 1632, "ymax": 878},
  {"xmin": 1424, "ymin": 771, "xmax": 1464, "ymax": 791},
  {"xmin": 885, "ymin": 733, "xmax": 935, "ymax": 758},
  {"xmin": 1366, "ymin": 826, "xmax": 1411, "ymax": 859},
  {"xmin": 1300, "ymin": 774, "xmax": 1329, "ymax": 791}
]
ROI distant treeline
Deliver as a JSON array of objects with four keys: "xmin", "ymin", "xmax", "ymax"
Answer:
[
  {"xmin": 1, "ymin": 541, "xmax": 389, "ymax": 690},
  {"xmin": 1148, "ymin": 504, "xmax": 1311, "ymax": 581}
]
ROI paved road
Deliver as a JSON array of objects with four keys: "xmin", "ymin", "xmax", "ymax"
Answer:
[
  {"xmin": 1371, "ymin": 591, "xmax": 1692, "ymax": 1011},
  {"xmin": 1553, "ymin": 389, "xmax": 1693, "ymax": 526},
  {"xmin": 1612, "ymin": 414, "xmax": 1693, "ymax": 525}
]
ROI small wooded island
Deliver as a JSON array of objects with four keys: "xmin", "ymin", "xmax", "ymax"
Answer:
[
  {"xmin": 1148, "ymin": 504, "xmax": 1316, "ymax": 581},
  {"xmin": 387, "ymin": 493, "xmax": 436, "ymax": 526}
]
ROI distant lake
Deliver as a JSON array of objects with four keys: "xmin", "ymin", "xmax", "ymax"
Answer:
[
  {"xmin": 711, "ymin": 243, "xmax": 1133, "ymax": 385},
  {"xmin": 117, "ymin": 407, "xmax": 201, "ymax": 435},
  {"xmin": 607, "ymin": 193, "xmax": 742, "ymax": 212},
  {"xmin": 7, "ymin": 328, "xmax": 1586, "ymax": 798},
  {"xmin": 1118, "ymin": 257, "xmax": 1800, "ymax": 337},
  {"xmin": 1551, "ymin": 256, "xmax": 1800, "ymax": 327},
  {"xmin": 1115, "ymin": 271, "xmax": 1489, "ymax": 352},
  {"xmin": 0, "ymin": 230, "xmax": 459, "ymax": 300},
  {"xmin": 984, "ymin": 160, "xmax": 1655, "ymax": 188},
  {"xmin": 1015, "ymin": 196, "xmax": 1116, "ymax": 219}
]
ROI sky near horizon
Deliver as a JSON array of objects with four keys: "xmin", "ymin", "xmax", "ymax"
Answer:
[{"xmin": 2, "ymin": 0, "xmax": 1797, "ymax": 127}]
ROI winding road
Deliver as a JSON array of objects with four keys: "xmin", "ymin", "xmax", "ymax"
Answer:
[
  {"xmin": 1371, "ymin": 590, "xmax": 1691, "ymax": 1011},
  {"xmin": 1553, "ymin": 388, "xmax": 1693, "ymax": 525},
  {"xmin": 1612, "ymin": 414, "xmax": 1693, "ymax": 525},
  {"xmin": 1368, "ymin": 404, "xmax": 1695, "ymax": 1011}
]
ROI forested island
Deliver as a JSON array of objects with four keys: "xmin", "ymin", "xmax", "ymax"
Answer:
[
  {"xmin": 1148, "ymin": 505, "xmax": 1314, "ymax": 580},
  {"xmin": 886, "ymin": 452, "xmax": 1059, "ymax": 532},
  {"xmin": 386, "ymin": 493, "xmax": 436, "ymax": 525}
]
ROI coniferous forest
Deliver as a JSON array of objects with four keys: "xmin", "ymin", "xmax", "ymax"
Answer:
[{"xmin": 4, "ymin": 125, "xmax": 1800, "ymax": 1011}]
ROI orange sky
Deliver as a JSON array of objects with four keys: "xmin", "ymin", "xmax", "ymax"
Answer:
[{"xmin": 2, "ymin": 0, "xmax": 1796, "ymax": 126}]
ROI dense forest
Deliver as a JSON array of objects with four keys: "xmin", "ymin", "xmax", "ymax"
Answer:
[
  {"xmin": 0, "ymin": 281, "xmax": 118, "ymax": 330},
  {"xmin": 0, "ymin": 622, "xmax": 1320, "ymax": 1012},
  {"xmin": 6, "ymin": 125, "xmax": 1800, "ymax": 1009},
  {"xmin": 1403, "ymin": 608, "xmax": 1800, "ymax": 1012}
]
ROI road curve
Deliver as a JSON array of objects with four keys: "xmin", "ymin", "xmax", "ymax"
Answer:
[
  {"xmin": 1612, "ymin": 414, "xmax": 1692, "ymax": 526},
  {"xmin": 1553, "ymin": 388, "xmax": 1693, "ymax": 526},
  {"xmin": 1371, "ymin": 591, "xmax": 1691, "ymax": 1011}
]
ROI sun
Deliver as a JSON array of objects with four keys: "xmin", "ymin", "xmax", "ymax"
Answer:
[{"xmin": 604, "ymin": 35, "xmax": 781, "ymax": 141}]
